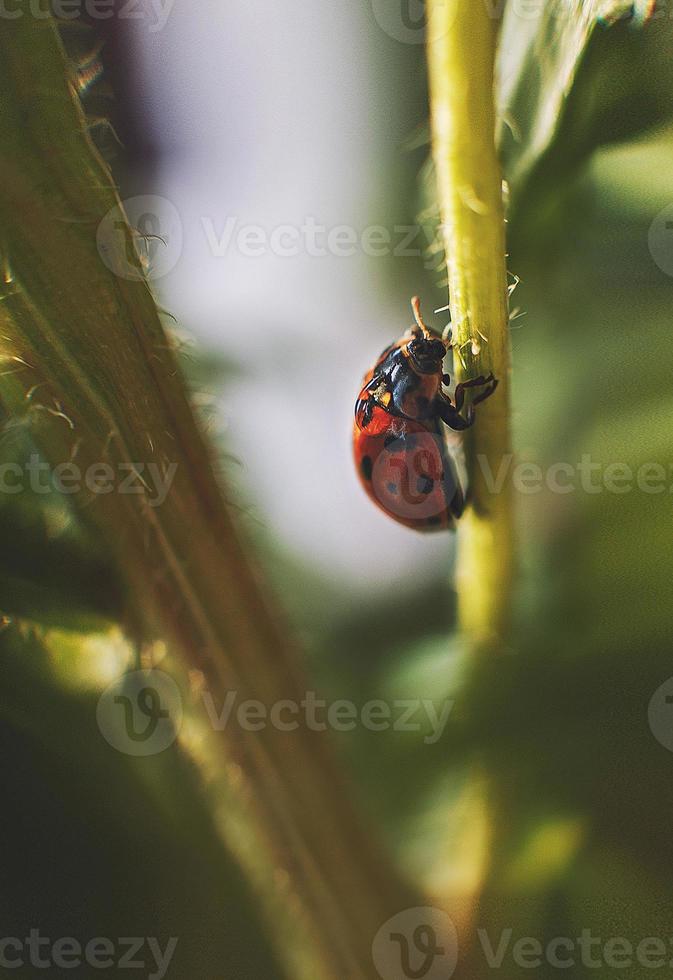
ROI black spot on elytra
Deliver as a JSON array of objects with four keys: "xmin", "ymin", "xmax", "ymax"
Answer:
[
  {"xmin": 417, "ymin": 475, "xmax": 434, "ymax": 495},
  {"xmin": 426, "ymin": 515, "xmax": 442, "ymax": 526},
  {"xmin": 386, "ymin": 482, "xmax": 398, "ymax": 495},
  {"xmin": 360, "ymin": 455, "xmax": 373, "ymax": 481}
]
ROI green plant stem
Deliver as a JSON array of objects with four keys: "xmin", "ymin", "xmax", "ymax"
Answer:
[
  {"xmin": 0, "ymin": 9, "xmax": 412, "ymax": 978},
  {"xmin": 426, "ymin": 0, "xmax": 514, "ymax": 648}
]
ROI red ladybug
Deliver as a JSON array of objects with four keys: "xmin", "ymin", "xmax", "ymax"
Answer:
[{"xmin": 353, "ymin": 297, "xmax": 498, "ymax": 531}]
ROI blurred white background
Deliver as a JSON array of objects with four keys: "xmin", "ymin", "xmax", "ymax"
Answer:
[{"xmin": 127, "ymin": 0, "xmax": 452, "ymax": 592}]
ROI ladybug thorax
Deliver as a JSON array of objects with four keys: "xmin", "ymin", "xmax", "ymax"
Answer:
[{"xmin": 372, "ymin": 339, "xmax": 445, "ymax": 422}]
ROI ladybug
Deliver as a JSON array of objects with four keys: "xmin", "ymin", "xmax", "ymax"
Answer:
[{"xmin": 353, "ymin": 297, "xmax": 498, "ymax": 531}]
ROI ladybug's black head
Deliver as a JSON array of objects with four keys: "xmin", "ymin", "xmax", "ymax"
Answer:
[{"xmin": 406, "ymin": 336, "xmax": 447, "ymax": 374}]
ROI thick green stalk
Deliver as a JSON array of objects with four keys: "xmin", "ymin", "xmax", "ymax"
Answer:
[{"xmin": 426, "ymin": 0, "xmax": 514, "ymax": 647}]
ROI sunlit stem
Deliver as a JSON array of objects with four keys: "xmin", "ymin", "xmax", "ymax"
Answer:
[{"xmin": 426, "ymin": 0, "xmax": 515, "ymax": 648}]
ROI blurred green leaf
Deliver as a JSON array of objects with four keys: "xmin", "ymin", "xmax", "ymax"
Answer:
[
  {"xmin": 497, "ymin": 1, "xmax": 673, "ymax": 218},
  {"xmin": 0, "ymin": 420, "xmax": 120, "ymax": 630},
  {"xmin": 450, "ymin": 98, "xmax": 673, "ymax": 974},
  {"xmin": 0, "ymin": 622, "xmax": 286, "ymax": 980}
]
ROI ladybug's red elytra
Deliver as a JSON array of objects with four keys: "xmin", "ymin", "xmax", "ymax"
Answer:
[{"xmin": 353, "ymin": 297, "xmax": 498, "ymax": 531}]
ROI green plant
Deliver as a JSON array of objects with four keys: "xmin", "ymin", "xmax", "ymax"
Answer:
[{"xmin": 3, "ymin": 3, "xmax": 673, "ymax": 978}]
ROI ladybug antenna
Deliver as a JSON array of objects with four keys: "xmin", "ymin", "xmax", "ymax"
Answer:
[{"xmin": 410, "ymin": 296, "xmax": 433, "ymax": 340}]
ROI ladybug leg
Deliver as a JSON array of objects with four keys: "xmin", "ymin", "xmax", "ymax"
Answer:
[
  {"xmin": 449, "ymin": 481, "xmax": 466, "ymax": 518},
  {"xmin": 438, "ymin": 401, "xmax": 474, "ymax": 431},
  {"xmin": 453, "ymin": 373, "xmax": 497, "ymax": 413},
  {"xmin": 437, "ymin": 374, "xmax": 498, "ymax": 431},
  {"xmin": 355, "ymin": 394, "xmax": 375, "ymax": 427}
]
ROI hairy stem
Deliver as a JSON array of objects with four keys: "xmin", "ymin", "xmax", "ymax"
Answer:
[{"xmin": 426, "ymin": 0, "xmax": 514, "ymax": 648}]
